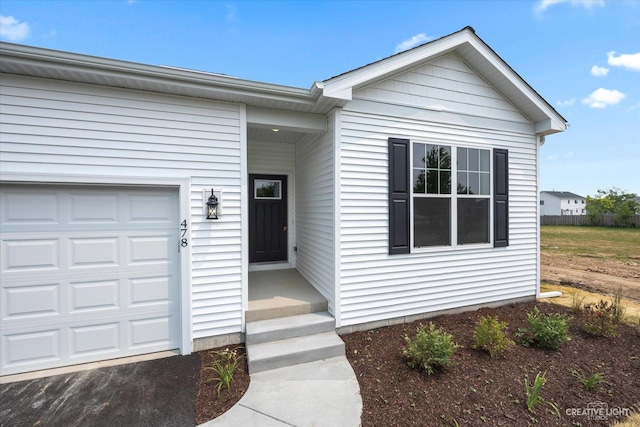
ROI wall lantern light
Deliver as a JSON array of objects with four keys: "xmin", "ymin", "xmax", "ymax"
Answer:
[{"xmin": 206, "ymin": 189, "xmax": 219, "ymax": 220}]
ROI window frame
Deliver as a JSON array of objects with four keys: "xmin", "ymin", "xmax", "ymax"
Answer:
[{"xmin": 409, "ymin": 140, "xmax": 494, "ymax": 251}]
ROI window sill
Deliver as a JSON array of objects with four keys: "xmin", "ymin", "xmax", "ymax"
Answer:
[{"xmin": 411, "ymin": 242, "xmax": 493, "ymax": 254}]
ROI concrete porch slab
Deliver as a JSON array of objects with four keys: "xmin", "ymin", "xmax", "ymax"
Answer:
[{"xmin": 247, "ymin": 269, "xmax": 328, "ymax": 322}]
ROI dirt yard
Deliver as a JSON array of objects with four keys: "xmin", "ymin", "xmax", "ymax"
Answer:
[{"xmin": 541, "ymin": 226, "xmax": 640, "ymax": 301}]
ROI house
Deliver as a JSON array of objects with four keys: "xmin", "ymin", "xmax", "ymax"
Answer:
[
  {"xmin": 540, "ymin": 191, "xmax": 586, "ymax": 216},
  {"xmin": 0, "ymin": 27, "xmax": 567, "ymax": 377}
]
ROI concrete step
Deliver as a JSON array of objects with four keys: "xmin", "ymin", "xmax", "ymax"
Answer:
[
  {"xmin": 246, "ymin": 311, "xmax": 335, "ymax": 346},
  {"xmin": 245, "ymin": 298, "xmax": 328, "ymax": 322},
  {"xmin": 247, "ymin": 332, "xmax": 345, "ymax": 374}
]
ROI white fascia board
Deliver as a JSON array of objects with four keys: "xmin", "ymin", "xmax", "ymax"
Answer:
[
  {"xmin": 247, "ymin": 106, "xmax": 327, "ymax": 133},
  {"xmin": 0, "ymin": 42, "xmax": 318, "ymax": 106},
  {"xmin": 534, "ymin": 118, "xmax": 568, "ymax": 136},
  {"xmin": 322, "ymin": 31, "xmax": 470, "ymax": 99}
]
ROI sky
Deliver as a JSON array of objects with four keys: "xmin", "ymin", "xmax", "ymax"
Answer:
[{"xmin": 1, "ymin": 0, "xmax": 639, "ymax": 198}]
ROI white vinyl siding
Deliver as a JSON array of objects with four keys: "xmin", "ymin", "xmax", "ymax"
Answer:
[
  {"xmin": 355, "ymin": 53, "xmax": 530, "ymax": 125},
  {"xmin": 0, "ymin": 74, "xmax": 243, "ymax": 341},
  {"xmin": 338, "ymin": 107, "xmax": 538, "ymax": 327},
  {"xmin": 295, "ymin": 113, "xmax": 336, "ymax": 313},
  {"xmin": 248, "ymin": 140, "xmax": 295, "ymax": 174}
]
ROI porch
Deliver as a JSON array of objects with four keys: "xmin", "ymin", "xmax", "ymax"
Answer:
[{"xmin": 247, "ymin": 269, "xmax": 328, "ymax": 322}]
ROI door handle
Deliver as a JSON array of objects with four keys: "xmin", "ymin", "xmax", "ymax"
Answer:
[{"xmin": 282, "ymin": 225, "xmax": 287, "ymax": 232}]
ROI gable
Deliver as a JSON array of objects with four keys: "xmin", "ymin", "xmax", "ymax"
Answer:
[{"xmin": 353, "ymin": 53, "xmax": 530, "ymax": 124}]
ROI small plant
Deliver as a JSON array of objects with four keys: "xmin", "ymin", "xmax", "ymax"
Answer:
[
  {"xmin": 583, "ymin": 299, "xmax": 619, "ymax": 337},
  {"xmin": 517, "ymin": 307, "xmax": 571, "ymax": 350},
  {"xmin": 524, "ymin": 371, "xmax": 559, "ymax": 417},
  {"xmin": 403, "ymin": 322, "xmax": 460, "ymax": 375},
  {"xmin": 571, "ymin": 291, "xmax": 586, "ymax": 313},
  {"xmin": 582, "ymin": 288, "xmax": 626, "ymax": 337},
  {"xmin": 611, "ymin": 288, "xmax": 626, "ymax": 324},
  {"xmin": 204, "ymin": 347, "xmax": 244, "ymax": 395},
  {"xmin": 571, "ymin": 369, "xmax": 609, "ymax": 391},
  {"xmin": 524, "ymin": 371, "xmax": 546, "ymax": 412},
  {"xmin": 473, "ymin": 315, "xmax": 514, "ymax": 357}
]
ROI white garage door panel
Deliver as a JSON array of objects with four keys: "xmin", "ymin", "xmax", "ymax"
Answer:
[
  {"xmin": 2, "ymin": 239, "xmax": 59, "ymax": 271},
  {"xmin": 0, "ymin": 184, "xmax": 181, "ymax": 376}
]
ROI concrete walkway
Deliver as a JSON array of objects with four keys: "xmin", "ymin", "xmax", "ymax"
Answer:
[{"xmin": 198, "ymin": 356, "xmax": 362, "ymax": 427}]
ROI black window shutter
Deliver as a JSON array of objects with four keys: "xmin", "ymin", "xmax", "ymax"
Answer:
[
  {"xmin": 389, "ymin": 138, "xmax": 410, "ymax": 254},
  {"xmin": 494, "ymin": 148, "xmax": 509, "ymax": 247}
]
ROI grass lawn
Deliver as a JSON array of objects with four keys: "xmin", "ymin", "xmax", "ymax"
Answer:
[{"xmin": 540, "ymin": 225, "xmax": 640, "ymax": 261}]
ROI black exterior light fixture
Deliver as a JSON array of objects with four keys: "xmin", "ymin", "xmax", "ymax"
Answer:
[{"xmin": 206, "ymin": 189, "xmax": 219, "ymax": 220}]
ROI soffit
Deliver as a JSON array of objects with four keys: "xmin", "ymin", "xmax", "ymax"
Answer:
[{"xmin": 0, "ymin": 42, "xmax": 345, "ymax": 114}]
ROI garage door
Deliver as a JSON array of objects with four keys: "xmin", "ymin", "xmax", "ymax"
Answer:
[{"xmin": 0, "ymin": 184, "xmax": 181, "ymax": 376}]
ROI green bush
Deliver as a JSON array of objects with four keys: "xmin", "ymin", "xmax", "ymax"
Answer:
[
  {"xmin": 473, "ymin": 315, "xmax": 514, "ymax": 357},
  {"xmin": 583, "ymin": 300, "xmax": 619, "ymax": 337},
  {"xmin": 517, "ymin": 307, "xmax": 571, "ymax": 350},
  {"xmin": 403, "ymin": 322, "xmax": 460, "ymax": 375}
]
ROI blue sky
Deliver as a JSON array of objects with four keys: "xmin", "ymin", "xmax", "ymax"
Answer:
[{"xmin": 1, "ymin": 0, "xmax": 639, "ymax": 197}]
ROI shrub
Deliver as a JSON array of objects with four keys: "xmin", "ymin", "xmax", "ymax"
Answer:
[
  {"xmin": 204, "ymin": 347, "xmax": 244, "ymax": 395},
  {"xmin": 583, "ymin": 299, "xmax": 619, "ymax": 337},
  {"xmin": 517, "ymin": 307, "xmax": 571, "ymax": 350},
  {"xmin": 473, "ymin": 315, "xmax": 514, "ymax": 357},
  {"xmin": 403, "ymin": 322, "xmax": 460, "ymax": 375}
]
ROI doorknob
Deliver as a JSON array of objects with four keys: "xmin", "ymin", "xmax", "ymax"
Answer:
[{"xmin": 282, "ymin": 225, "xmax": 287, "ymax": 232}]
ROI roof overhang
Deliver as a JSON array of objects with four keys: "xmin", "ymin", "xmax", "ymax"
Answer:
[
  {"xmin": 1, "ymin": 27, "xmax": 567, "ymax": 136},
  {"xmin": 321, "ymin": 27, "xmax": 568, "ymax": 136},
  {"xmin": 0, "ymin": 42, "xmax": 343, "ymax": 115}
]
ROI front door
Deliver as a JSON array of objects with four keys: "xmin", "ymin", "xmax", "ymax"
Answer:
[{"xmin": 249, "ymin": 174, "xmax": 288, "ymax": 263}]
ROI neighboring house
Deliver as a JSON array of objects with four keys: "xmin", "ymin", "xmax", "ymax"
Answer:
[
  {"xmin": 0, "ymin": 27, "xmax": 567, "ymax": 376},
  {"xmin": 540, "ymin": 191, "xmax": 586, "ymax": 216}
]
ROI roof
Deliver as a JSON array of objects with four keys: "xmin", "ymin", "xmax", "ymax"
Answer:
[
  {"xmin": 0, "ymin": 27, "xmax": 568, "ymax": 135},
  {"xmin": 541, "ymin": 191, "xmax": 585, "ymax": 199},
  {"xmin": 321, "ymin": 26, "xmax": 568, "ymax": 136}
]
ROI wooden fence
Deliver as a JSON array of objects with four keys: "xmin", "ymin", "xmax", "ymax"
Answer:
[{"xmin": 540, "ymin": 214, "xmax": 640, "ymax": 227}]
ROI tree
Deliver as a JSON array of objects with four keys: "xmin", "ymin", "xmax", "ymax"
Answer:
[{"xmin": 586, "ymin": 188, "xmax": 639, "ymax": 227}]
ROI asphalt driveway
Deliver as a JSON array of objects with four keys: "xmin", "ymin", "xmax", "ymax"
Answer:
[{"xmin": 0, "ymin": 354, "xmax": 201, "ymax": 427}]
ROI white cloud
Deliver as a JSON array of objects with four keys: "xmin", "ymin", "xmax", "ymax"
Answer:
[
  {"xmin": 591, "ymin": 65, "xmax": 609, "ymax": 76},
  {"xmin": 548, "ymin": 153, "xmax": 560, "ymax": 160},
  {"xmin": 581, "ymin": 88, "xmax": 625, "ymax": 108},
  {"xmin": 534, "ymin": 0, "xmax": 605, "ymax": 14},
  {"xmin": 0, "ymin": 15, "xmax": 30, "ymax": 41},
  {"xmin": 395, "ymin": 33, "xmax": 433, "ymax": 53},
  {"xmin": 557, "ymin": 98, "xmax": 576, "ymax": 106},
  {"xmin": 607, "ymin": 51, "xmax": 640, "ymax": 71}
]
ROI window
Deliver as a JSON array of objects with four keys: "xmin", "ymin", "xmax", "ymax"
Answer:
[
  {"xmin": 575, "ymin": 200, "xmax": 578, "ymax": 204},
  {"xmin": 540, "ymin": 200, "xmax": 545, "ymax": 205},
  {"xmin": 581, "ymin": 200, "xmax": 585, "ymax": 204},
  {"xmin": 387, "ymin": 138, "xmax": 508, "ymax": 254},
  {"xmin": 412, "ymin": 143, "xmax": 490, "ymax": 248},
  {"xmin": 254, "ymin": 179, "xmax": 282, "ymax": 199}
]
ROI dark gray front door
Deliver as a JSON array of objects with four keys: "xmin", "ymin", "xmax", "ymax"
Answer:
[{"xmin": 249, "ymin": 174, "xmax": 288, "ymax": 263}]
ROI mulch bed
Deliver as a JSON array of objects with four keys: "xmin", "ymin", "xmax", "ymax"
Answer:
[
  {"xmin": 194, "ymin": 344, "xmax": 250, "ymax": 425},
  {"xmin": 194, "ymin": 302, "xmax": 640, "ymax": 426},
  {"xmin": 342, "ymin": 301, "xmax": 640, "ymax": 427}
]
